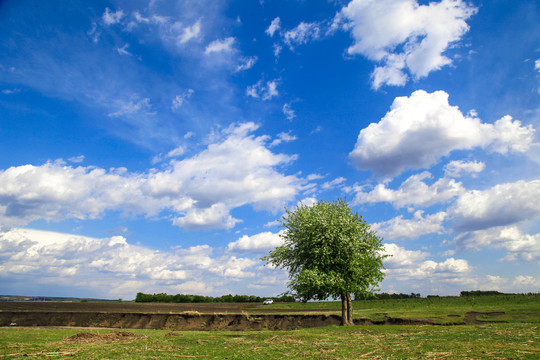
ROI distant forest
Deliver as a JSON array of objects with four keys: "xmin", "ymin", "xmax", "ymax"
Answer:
[
  {"xmin": 135, "ymin": 292, "xmax": 296, "ymax": 303},
  {"xmin": 136, "ymin": 290, "xmax": 538, "ymax": 303}
]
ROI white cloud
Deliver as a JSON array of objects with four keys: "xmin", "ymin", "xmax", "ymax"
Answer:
[
  {"xmin": 273, "ymin": 43, "xmax": 282, "ymax": 57},
  {"xmin": 68, "ymin": 155, "xmax": 85, "ymax": 163},
  {"xmin": 227, "ymin": 231, "xmax": 284, "ymax": 253},
  {"xmin": 205, "ymin": 37, "xmax": 235, "ymax": 54},
  {"xmin": 0, "ymin": 161, "xmax": 159, "ymax": 226},
  {"xmin": 171, "ymin": 89, "xmax": 194, "ymax": 110},
  {"xmin": 383, "ymin": 243, "xmax": 428, "ymax": 268},
  {"xmin": 209, "ymin": 256, "xmax": 257, "ymax": 279},
  {"xmin": 270, "ymin": 132, "xmax": 297, "ymax": 147},
  {"xmin": 383, "ymin": 242, "xmax": 537, "ymax": 294},
  {"xmin": 450, "ymin": 180, "xmax": 540, "ymax": 231},
  {"xmin": 337, "ymin": 0, "xmax": 477, "ymax": 88},
  {"xmin": 383, "ymin": 243, "xmax": 471, "ymax": 282},
  {"xmin": 283, "ymin": 21, "xmax": 321, "ymax": 49},
  {"xmin": 282, "ymin": 103, "xmax": 296, "ymax": 120},
  {"xmin": 353, "ymin": 171, "xmax": 464, "ymax": 208},
  {"xmin": 321, "ymin": 177, "xmax": 346, "ymax": 190},
  {"xmin": 108, "ymin": 97, "xmax": 154, "ymax": 117},
  {"xmin": 266, "ymin": 17, "xmax": 281, "ymax": 37},
  {"xmin": 116, "ymin": 43, "xmax": 132, "ymax": 56},
  {"xmin": 173, "ymin": 203, "xmax": 242, "ymax": 230},
  {"xmin": 177, "ymin": 19, "xmax": 201, "ymax": 44},
  {"xmin": 349, "ymin": 90, "xmax": 535, "ymax": 177},
  {"xmin": 513, "ymin": 275, "xmax": 540, "ymax": 289},
  {"xmin": 455, "ymin": 226, "xmax": 540, "ymax": 262},
  {"xmin": 236, "ymin": 56, "xmax": 258, "ymax": 72},
  {"xmin": 151, "ymin": 145, "xmax": 185, "ymax": 163},
  {"xmin": 374, "ymin": 211, "xmax": 447, "ymax": 241},
  {"xmin": 246, "ymin": 80, "xmax": 279, "ymax": 101},
  {"xmin": 102, "ymin": 7, "xmax": 125, "ymax": 26},
  {"xmin": 371, "ymin": 54, "xmax": 408, "ymax": 89},
  {"xmin": 0, "ymin": 227, "xmax": 264, "ymax": 298},
  {"xmin": 0, "ymin": 123, "xmax": 305, "ymax": 231},
  {"xmin": 443, "ymin": 160, "xmax": 485, "ymax": 178}
]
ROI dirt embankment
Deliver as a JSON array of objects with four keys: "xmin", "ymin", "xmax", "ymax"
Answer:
[
  {"xmin": 0, "ymin": 311, "xmax": 486, "ymax": 330},
  {"xmin": 0, "ymin": 302, "xmax": 504, "ymax": 330},
  {"xmin": 1, "ymin": 311, "xmax": 346, "ymax": 330}
]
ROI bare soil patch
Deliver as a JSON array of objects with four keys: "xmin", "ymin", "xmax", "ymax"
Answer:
[{"xmin": 61, "ymin": 331, "xmax": 148, "ymax": 344}]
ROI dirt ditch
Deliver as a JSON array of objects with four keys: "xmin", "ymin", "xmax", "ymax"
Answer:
[
  {"xmin": 0, "ymin": 302, "xmax": 505, "ymax": 330},
  {"xmin": 0, "ymin": 311, "xmax": 503, "ymax": 330}
]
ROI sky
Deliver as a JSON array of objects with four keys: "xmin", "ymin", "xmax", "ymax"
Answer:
[{"xmin": 0, "ymin": 0, "xmax": 539, "ymax": 300}]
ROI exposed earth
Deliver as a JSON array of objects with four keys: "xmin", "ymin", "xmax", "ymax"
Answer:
[{"xmin": 0, "ymin": 302, "xmax": 502, "ymax": 331}]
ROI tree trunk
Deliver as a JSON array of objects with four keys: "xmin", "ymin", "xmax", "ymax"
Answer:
[
  {"xmin": 347, "ymin": 292, "xmax": 353, "ymax": 325},
  {"xmin": 341, "ymin": 292, "xmax": 353, "ymax": 326}
]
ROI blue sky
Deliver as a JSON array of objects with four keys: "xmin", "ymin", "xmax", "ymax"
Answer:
[{"xmin": 1, "ymin": 0, "xmax": 539, "ymax": 300}]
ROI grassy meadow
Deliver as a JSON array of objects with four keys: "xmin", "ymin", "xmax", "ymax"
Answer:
[
  {"xmin": 262, "ymin": 293, "xmax": 540, "ymax": 324},
  {"xmin": 1, "ymin": 294, "xmax": 539, "ymax": 359}
]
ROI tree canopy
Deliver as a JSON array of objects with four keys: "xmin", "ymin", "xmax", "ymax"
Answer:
[{"xmin": 263, "ymin": 198, "xmax": 387, "ymax": 325}]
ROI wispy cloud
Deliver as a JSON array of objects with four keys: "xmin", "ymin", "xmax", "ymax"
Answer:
[
  {"xmin": 205, "ymin": 37, "xmax": 235, "ymax": 54},
  {"xmin": 108, "ymin": 97, "xmax": 154, "ymax": 117},
  {"xmin": 282, "ymin": 103, "xmax": 296, "ymax": 120},
  {"xmin": 171, "ymin": 89, "xmax": 194, "ymax": 110},
  {"xmin": 102, "ymin": 7, "xmax": 125, "ymax": 26},
  {"xmin": 246, "ymin": 79, "xmax": 279, "ymax": 100}
]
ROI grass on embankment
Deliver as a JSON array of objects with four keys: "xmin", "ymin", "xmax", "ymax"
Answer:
[
  {"xmin": 257, "ymin": 293, "xmax": 540, "ymax": 324},
  {"xmin": 1, "ymin": 323, "xmax": 539, "ymax": 359}
]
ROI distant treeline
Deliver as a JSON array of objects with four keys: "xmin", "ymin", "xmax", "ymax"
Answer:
[
  {"xmin": 355, "ymin": 292, "xmax": 421, "ymax": 300},
  {"xmin": 135, "ymin": 292, "xmax": 296, "ymax": 303},
  {"xmin": 459, "ymin": 290, "xmax": 540, "ymax": 297}
]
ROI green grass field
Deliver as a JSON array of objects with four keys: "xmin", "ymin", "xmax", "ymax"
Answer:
[
  {"xmin": 1, "ymin": 294, "xmax": 539, "ymax": 359},
  {"xmin": 258, "ymin": 293, "xmax": 540, "ymax": 324}
]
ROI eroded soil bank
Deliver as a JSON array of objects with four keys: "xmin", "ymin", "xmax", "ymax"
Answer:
[{"xmin": 0, "ymin": 311, "xmax": 492, "ymax": 330}]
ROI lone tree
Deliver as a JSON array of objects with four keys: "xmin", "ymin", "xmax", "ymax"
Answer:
[{"xmin": 262, "ymin": 198, "xmax": 387, "ymax": 326}]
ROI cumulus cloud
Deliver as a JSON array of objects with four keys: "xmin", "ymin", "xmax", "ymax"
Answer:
[
  {"xmin": 205, "ymin": 37, "xmax": 235, "ymax": 54},
  {"xmin": 0, "ymin": 228, "xmax": 261, "ymax": 298},
  {"xmin": 384, "ymin": 243, "xmax": 471, "ymax": 282},
  {"xmin": 349, "ymin": 90, "xmax": 535, "ymax": 177},
  {"xmin": 0, "ymin": 123, "xmax": 304, "ymax": 230},
  {"xmin": 227, "ymin": 231, "xmax": 284, "ymax": 253},
  {"xmin": 173, "ymin": 203, "xmax": 242, "ymax": 231},
  {"xmin": 353, "ymin": 171, "xmax": 464, "ymax": 208},
  {"xmin": 373, "ymin": 211, "xmax": 447, "ymax": 241},
  {"xmin": 336, "ymin": 0, "xmax": 477, "ymax": 88},
  {"xmin": 455, "ymin": 226, "xmax": 540, "ymax": 262},
  {"xmin": 0, "ymin": 161, "xmax": 158, "ymax": 226},
  {"xmin": 209, "ymin": 256, "xmax": 257, "ymax": 279},
  {"xmin": 443, "ymin": 160, "xmax": 485, "ymax": 178},
  {"xmin": 450, "ymin": 180, "xmax": 540, "ymax": 231}
]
